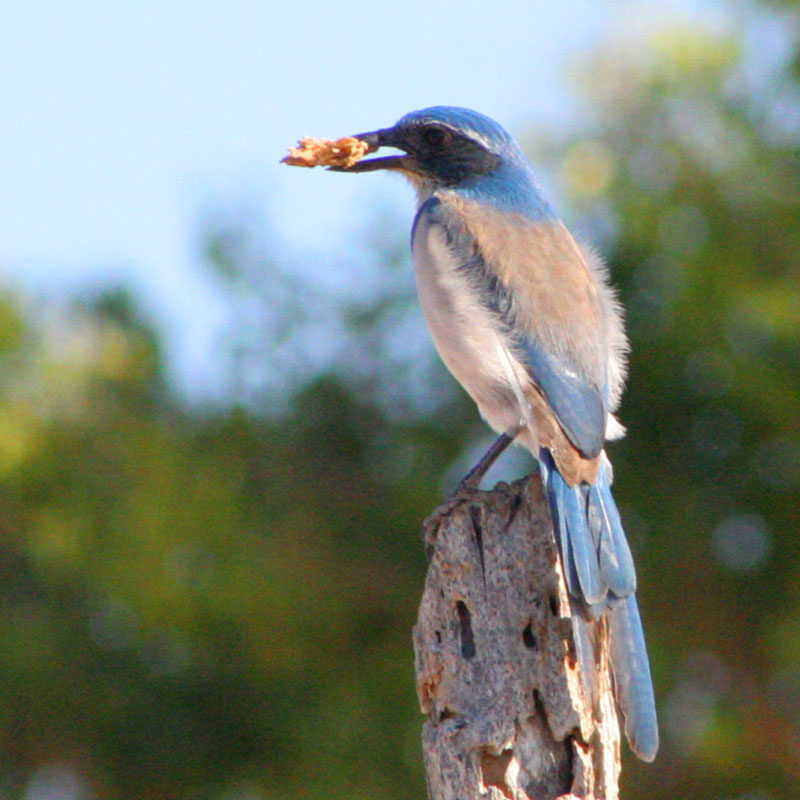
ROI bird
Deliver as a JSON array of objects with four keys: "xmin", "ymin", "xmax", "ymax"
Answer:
[{"xmin": 330, "ymin": 106, "xmax": 658, "ymax": 762}]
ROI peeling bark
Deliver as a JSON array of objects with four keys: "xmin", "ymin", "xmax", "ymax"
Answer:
[{"xmin": 414, "ymin": 474, "xmax": 621, "ymax": 800}]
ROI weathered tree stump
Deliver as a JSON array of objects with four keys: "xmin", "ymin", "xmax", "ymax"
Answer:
[{"xmin": 414, "ymin": 474, "xmax": 621, "ymax": 800}]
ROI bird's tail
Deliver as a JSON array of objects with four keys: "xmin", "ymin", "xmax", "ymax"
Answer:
[{"xmin": 538, "ymin": 449, "xmax": 659, "ymax": 762}]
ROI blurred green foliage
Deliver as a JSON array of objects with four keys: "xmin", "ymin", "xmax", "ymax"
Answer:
[
  {"xmin": 551, "ymin": 19, "xmax": 800, "ymax": 799},
  {"xmin": 3, "ymin": 10, "xmax": 800, "ymax": 800}
]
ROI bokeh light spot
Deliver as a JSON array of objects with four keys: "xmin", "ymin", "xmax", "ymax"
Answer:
[
  {"xmin": 690, "ymin": 406, "xmax": 742, "ymax": 464},
  {"xmin": 712, "ymin": 513, "xmax": 771, "ymax": 574},
  {"xmin": 24, "ymin": 763, "xmax": 89, "ymax": 800},
  {"xmin": 560, "ymin": 140, "xmax": 616, "ymax": 196},
  {"xmin": 88, "ymin": 597, "xmax": 139, "ymax": 653},
  {"xmin": 684, "ymin": 348, "xmax": 734, "ymax": 397},
  {"xmin": 756, "ymin": 437, "xmax": 800, "ymax": 489}
]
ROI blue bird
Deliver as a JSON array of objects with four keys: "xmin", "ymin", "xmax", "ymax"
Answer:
[{"xmin": 332, "ymin": 106, "xmax": 658, "ymax": 762}]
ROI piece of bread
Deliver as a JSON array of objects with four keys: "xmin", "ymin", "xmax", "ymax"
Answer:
[{"xmin": 281, "ymin": 136, "xmax": 370, "ymax": 168}]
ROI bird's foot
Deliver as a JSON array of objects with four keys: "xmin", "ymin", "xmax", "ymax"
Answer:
[
  {"xmin": 422, "ymin": 479, "xmax": 481, "ymax": 548},
  {"xmin": 422, "ymin": 431, "xmax": 518, "ymax": 549}
]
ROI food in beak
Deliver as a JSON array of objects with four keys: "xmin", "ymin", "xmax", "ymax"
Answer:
[{"xmin": 281, "ymin": 136, "xmax": 371, "ymax": 169}]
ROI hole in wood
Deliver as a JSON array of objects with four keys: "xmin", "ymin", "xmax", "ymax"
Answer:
[
  {"xmin": 456, "ymin": 600, "xmax": 476, "ymax": 659},
  {"xmin": 480, "ymin": 749, "xmax": 514, "ymax": 799},
  {"xmin": 522, "ymin": 622, "xmax": 538, "ymax": 650},
  {"xmin": 548, "ymin": 594, "xmax": 560, "ymax": 617}
]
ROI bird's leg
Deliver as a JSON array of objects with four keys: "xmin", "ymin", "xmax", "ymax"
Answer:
[
  {"xmin": 457, "ymin": 430, "xmax": 518, "ymax": 491},
  {"xmin": 423, "ymin": 429, "xmax": 520, "ymax": 544}
]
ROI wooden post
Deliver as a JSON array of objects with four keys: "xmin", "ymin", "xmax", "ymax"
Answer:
[{"xmin": 414, "ymin": 474, "xmax": 622, "ymax": 800}]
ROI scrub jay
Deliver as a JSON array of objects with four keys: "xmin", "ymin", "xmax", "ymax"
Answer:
[{"xmin": 332, "ymin": 106, "xmax": 658, "ymax": 762}]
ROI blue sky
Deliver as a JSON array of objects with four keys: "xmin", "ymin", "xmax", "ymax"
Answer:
[{"xmin": 1, "ymin": 0, "xmax": 725, "ymax": 395}]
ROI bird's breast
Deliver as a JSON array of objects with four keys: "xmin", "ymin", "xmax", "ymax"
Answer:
[{"xmin": 411, "ymin": 206, "xmax": 530, "ymax": 435}]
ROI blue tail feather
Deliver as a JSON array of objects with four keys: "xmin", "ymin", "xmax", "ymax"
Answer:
[
  {"xmin": 608, "ymin": 596, "xmax": 659, "ymax": 762},
  {"xmin": 541, "ymin": 454, "xmax": 606, "ymax": 604},
  {"xmin": 539, "ymin": 448, "xmax": 659, "ymax": 762},
  {"xmin": 564, "ymin": 483, "xmax": 607, "ymax": 605},
  {"xmin": 540, "ymin": 455, "xmax": 581, "ymax": 597},
  {"xmin": 590, "ymin": 476, "xmax": 636, "ymax": 597}
]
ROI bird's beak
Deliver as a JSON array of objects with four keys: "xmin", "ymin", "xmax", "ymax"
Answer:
[{"xmin": 329, "ymin": 127, "xmax": 414, "ymax": 173}]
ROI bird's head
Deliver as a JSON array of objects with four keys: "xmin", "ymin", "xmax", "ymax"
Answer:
[
  {"xmin": 335, "ymin": 106, "xmax": 527, "ymax": 188},
  {"xmin": 334, "ymin": 106, "xmax": 552, "ymax": 218}
]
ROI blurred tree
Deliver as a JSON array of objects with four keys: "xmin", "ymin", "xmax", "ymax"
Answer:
[{"xmin": 0, "ymin": 289, "xmax": 439, "ymax": 799}]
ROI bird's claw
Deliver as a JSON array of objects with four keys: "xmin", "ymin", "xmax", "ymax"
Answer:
[{"xmin": 422, "ymin": 482, "xmax": 481, "ymax": 547}]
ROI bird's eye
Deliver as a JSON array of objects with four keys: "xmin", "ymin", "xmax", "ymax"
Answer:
[{"xmin": 421, "ymin": 126, "xmax": 451, "ymax": 149}]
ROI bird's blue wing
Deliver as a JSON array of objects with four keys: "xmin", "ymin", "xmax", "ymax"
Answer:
[{"xmin": 521, "ymin": 338, "xmax": 607, "ymax": 458}]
